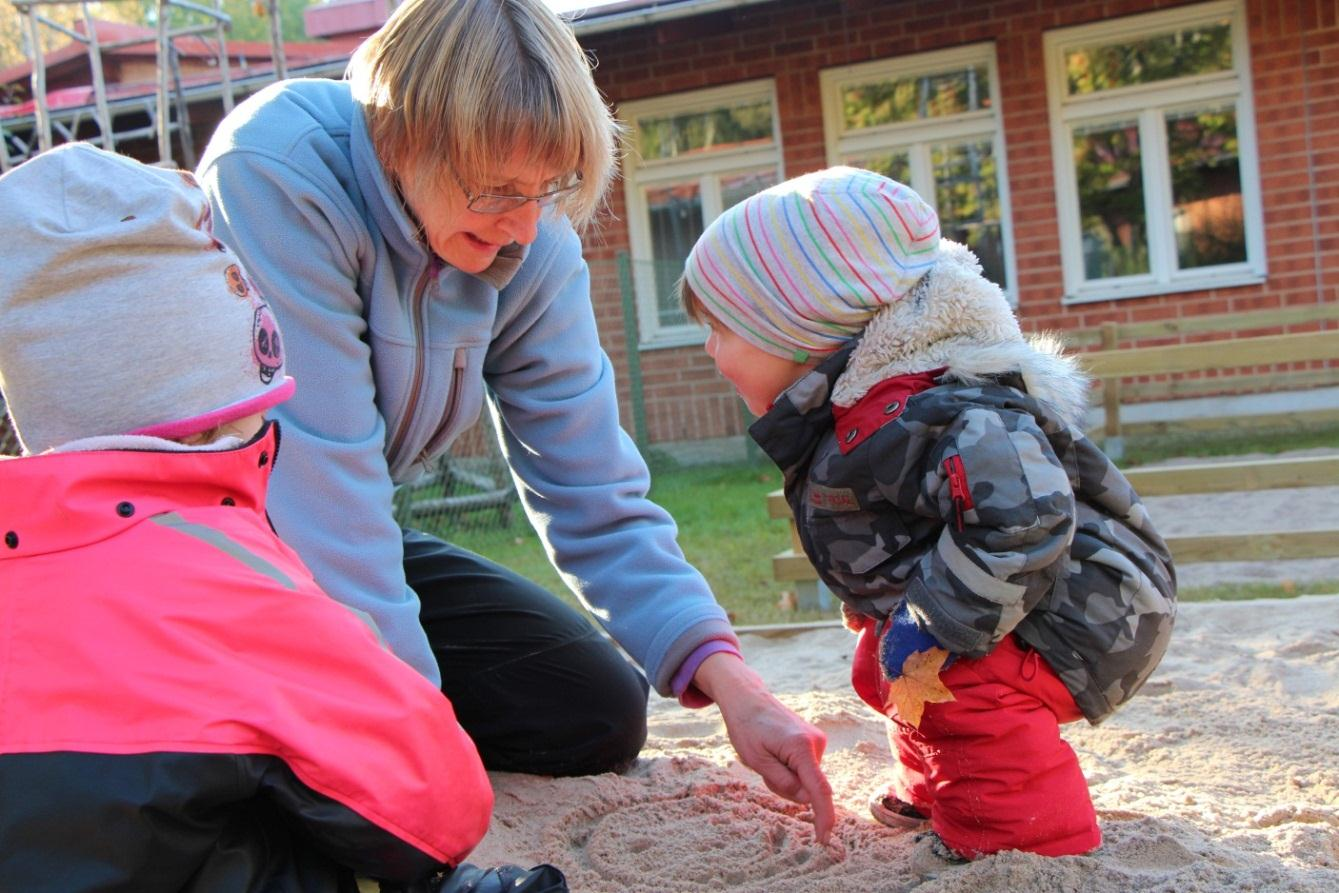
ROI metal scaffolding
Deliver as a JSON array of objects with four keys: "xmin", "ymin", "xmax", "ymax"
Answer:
[{"xmin": 1, "ymin": 0, "xmax": 299, "ymax": 171}]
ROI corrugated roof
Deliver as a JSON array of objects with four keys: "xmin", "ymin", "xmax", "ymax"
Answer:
[{"xmin": 0, "ymin": 18, "xmax": 350, "ymax": 88}]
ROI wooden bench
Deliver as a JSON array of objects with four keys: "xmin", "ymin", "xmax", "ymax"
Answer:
[
  {"xmin": 767, "ymin": 489, "xmax": 823, "ymax": 603},
  {"xmin": 1066, "ymin": 304, "xmax": 1339, "ymax": 456},
  {"xmin": 767, "ymin": 453, "xmax": 1339, "ymax": 593},
  {"xmin": 1121, "ymin": 454, "xmax": 1339, "ymax": 563}
]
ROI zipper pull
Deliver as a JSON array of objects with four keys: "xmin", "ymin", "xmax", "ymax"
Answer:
[{"xmin": 944, "ymin": 454, "xmax": 973, "ymax": 532}]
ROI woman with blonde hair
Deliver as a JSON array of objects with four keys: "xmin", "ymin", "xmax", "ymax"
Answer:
[{"xmin": 199, "ymin": 0, "xmax": 833, "ymax": 845}]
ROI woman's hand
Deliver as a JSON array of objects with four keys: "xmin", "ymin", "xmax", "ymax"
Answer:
[{"xmin": 691, "ymin": 652, "xmax": 835, "ymax": 844}]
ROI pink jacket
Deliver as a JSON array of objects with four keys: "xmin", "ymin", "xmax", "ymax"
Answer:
[{"xmin": 0, "ymin": 424, "xmax": 492, "ymax": 891}]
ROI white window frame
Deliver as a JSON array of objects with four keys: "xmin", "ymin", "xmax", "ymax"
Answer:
[
  {"xmin": 819, "ymin": 44, "xmax": 1018, "ymax": 303},
  {"xmin": 620, "ymin": 80, "xmax": 784, "ymax": 350},
  {"xmin": 1043, "ymin": 0, "xmax": 1265, "ymax": 304}
]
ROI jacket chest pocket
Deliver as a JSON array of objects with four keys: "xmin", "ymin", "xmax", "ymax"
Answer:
[{"xmin": 372, "ymin": 335, "xmax": 488, "ymax": 482}]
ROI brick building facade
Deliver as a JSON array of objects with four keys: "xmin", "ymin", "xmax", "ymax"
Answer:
[
  {"xmin": 574, "ymin": 0, "xmax": 1337, "ymax": 446},
  {"xmin": 3, "ymin": 0, "xmax": 1333, "ymax": 457}
]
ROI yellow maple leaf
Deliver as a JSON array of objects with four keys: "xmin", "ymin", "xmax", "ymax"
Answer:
[{"xmin": 882, "ymin": 647, "xmax": 955, "ymax": 728}]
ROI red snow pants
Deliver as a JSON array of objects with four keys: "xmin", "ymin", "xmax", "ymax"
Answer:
[{"xmin": 852, "ymin": 625, "xmax": 1101, "ymax": 858}]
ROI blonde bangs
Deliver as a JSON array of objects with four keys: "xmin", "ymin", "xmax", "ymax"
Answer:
[{"xmin": 349, "ymin": 0, "xmax": 620, "ymax": 230}]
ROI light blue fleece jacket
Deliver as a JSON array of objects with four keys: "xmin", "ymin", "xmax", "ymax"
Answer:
[{"xmin": 196, "ymin": 79, "xmax": 738, "ymax": 695}]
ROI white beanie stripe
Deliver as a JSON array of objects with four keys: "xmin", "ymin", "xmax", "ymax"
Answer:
[
  {"xmin": 725, "ymin": 206, "xmax": 807, "ymax": 334},
  {"xmin": 813, "ymin": 192, "xmax": 896, "ymax": 303},
  {"xmin": 790, "ymin": 193, "xmax": 871, "ymax": 310},
  {"xmin": 875, "ymin": 183, "xmax": 940, "ymax": 261},
  {"xmin": 768, "ymin": 213, "xmax": 853, "ymax": 346},
  {"xmin": 743, "ymin": 200, "xmax": 849, "ymax": 338},
  {"xmin": 692, "ymin": 246, "xmax": 798, "ymax": 357}
]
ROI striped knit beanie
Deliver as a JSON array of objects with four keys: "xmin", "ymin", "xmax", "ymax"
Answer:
[{"xmin": 684, "ymin": 166, "xmax": 940, "ymax": 362}]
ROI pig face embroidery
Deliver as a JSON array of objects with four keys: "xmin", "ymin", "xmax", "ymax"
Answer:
[{"xmin": 252, "ymin": 302, "xmax": 283, "ymax": 385}]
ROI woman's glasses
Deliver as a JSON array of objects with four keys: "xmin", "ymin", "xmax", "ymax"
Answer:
[{"xmin": 457, "ymin": 172, "xmax": 583, "ymax": 214}]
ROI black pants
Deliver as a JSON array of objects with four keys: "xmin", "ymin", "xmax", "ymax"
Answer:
[{"xmin": 403, "ymin": 530, "xmax": 649, "ymax": 777}]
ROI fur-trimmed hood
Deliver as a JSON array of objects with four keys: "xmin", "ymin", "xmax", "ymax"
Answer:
[{"xmin": 831, "ymin": 240, "xmax": 1090, "ymax": 429}]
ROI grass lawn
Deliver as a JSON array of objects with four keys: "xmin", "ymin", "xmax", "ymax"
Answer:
[{"xmin": 435, "ymin": 421, "xmax": 1339, "ymax": 627}]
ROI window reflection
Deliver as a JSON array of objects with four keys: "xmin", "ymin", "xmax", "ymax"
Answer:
[
  {"xmin": 721, "ymin": 170, "xmax": 777, "ymax": 211},
  {"xmin": 933, "ymin": 139, "xmax": 1007, "ymax": 289},
  {"xmin": 645, "ymin": 169, "xmax": 778, "ymax": 329},
  {"xmin": 842, "ymin": 65, "xmax": 991, "ymax": 129},
  {"xmin": 637, "ymin": 100, "xmax": 774, "ymax": 161},
  {"xmin": 849, "ymin": 152, "xmax": 912, "ymax": 185},
  {"xmin": 1167, "ymin": 107, "xmax": 1246, "ymax": 269},
  {"xmin": 1065, "ymin": 20, "xmax": 1232, "ymax": 95},
  {"xmin": 646, "ymin": 181, "xmax": 703, "ymax": 328},
  {"xmin": 1073, "ymin": 121, "xmax": 1149, "ymax": 279}
]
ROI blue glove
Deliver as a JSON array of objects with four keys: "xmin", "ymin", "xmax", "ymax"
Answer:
[{"xmin": 879, "ymin": 601, "xmax": 948, "ymax": 680}]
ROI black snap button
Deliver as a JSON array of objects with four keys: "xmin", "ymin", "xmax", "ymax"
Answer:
[
  {"xmin": 883, "ymin": 400, "xmax": 901, "ymax": 415},
  {"xmin": 4, "ymin": 531, "xmax": 16, "ymax": 549},
  {"xmin": 221, "ymin": 497, "xmax": 236, "ymax": 506},
  {"xmin": 844, "ymin": 428, "xmax": 858, "ymax": 443},
  {"xmin": 258, "ymin": 451, "xmax": 269, "ymax": 467},
  {"xmin": 116, "ymin": 501, "xmax": 135, "ymax": 518}
]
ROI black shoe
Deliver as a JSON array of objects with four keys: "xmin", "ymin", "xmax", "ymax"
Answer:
[
  {"xmin": 913, "ymin": 830, "xmax": 969, "ymax": 865},
  {"xmin": 432, "ymin": 862, "xmax": 568, "ymax": 893}
]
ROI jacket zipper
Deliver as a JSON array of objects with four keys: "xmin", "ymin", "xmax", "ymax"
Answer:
[
  {"xmin": 418, "ymin": 347, "xmax": 468, "ymax": 464},
  {"xmin": 944, "ymin": 453, "xmax": 973, "ymax": 532},
  {"xmin": 386, "ymin": 263, "xmax": 435, "ymax": 462}
]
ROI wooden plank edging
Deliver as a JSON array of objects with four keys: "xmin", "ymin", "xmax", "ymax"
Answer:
[
  {"xmin": 1123, "ymin": 455, "xmax": 1339, "ymax": 496},
  {"xmin": 1078, "ymin": 330, "xmax": 1339, "ymax": 378}
]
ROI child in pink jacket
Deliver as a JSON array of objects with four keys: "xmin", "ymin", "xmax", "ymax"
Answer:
[{"xmin": 0, "ymin": 142, "xmax": 564, "ymax": 893}]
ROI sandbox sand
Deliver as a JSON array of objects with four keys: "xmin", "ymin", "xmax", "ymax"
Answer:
[
  {"xmin": 472, "ymin": 595, "xmax": 1339, "ymax": 891},
  {"xmin": 471, "ymin": 453, "xmax": 1339, "ymax": 890}
]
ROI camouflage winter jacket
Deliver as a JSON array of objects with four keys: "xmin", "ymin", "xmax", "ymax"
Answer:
[{"xmin": 751, "ymin": 244, "xmax": 1176, "ymax": 723}]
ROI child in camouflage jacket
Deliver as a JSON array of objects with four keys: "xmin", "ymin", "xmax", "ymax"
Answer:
[{"xmin": 681, "ymin": 166, "xmax": 1176, "ymax": 861}]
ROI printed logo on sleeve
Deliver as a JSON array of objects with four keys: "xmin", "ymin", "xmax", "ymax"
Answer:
[{"xmin": 807, "ymin": 484, "xmax": 860, "ymax": 512}]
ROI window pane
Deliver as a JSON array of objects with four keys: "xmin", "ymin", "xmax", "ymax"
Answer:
[
  {"xmin": 720, "ymin": 168, "xmax": 778, "ymax": 211},
  {"xmin": 1073, "ymin": 121, "xmax": 1149, "ymax": 280},
  {"xmin": 1065, "ymin": 20, "xmax": 1232, "ymax": 95},
  {"xmin": 1167, "ymin": 107, "xmax": 1246, "ymax": 270},
  {"xmin": 931, "ymin": 139, "xmax": 1007, "ymax": 289},
  {"xmin": 842, "ymin": 64, "xmax": 991, "ymax": 130},
  {"xmin": 845, "ymin": 151, "xmax": 912, "ymax": 185},
  {"xmin": 636, "ymin": 98, "xmax": 774, "ymax": 161},
  {"xmin": 644, "ymin": 170, "xmax": 777, "ymax": 329},
  {"xmin": 645, "ymin": 181, "xmax": 704, "ymax": 328}
]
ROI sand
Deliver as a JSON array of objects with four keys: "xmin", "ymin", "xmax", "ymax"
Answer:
[
  {"xmin": 471, "ymin": 452, "xmax": 1339, "ymax": 892},
  {"xmin": 472, "ymin": 595, "xmax": 1339, "ymax": 891},
  {"xmin": 1139, "ymin": 447, "xmax": 1339, "ymax": 590}
]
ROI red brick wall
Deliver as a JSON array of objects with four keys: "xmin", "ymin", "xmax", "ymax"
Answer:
[{"xmin": 579, "ymin": 0, "xmax": 1338, "ymax": 445}]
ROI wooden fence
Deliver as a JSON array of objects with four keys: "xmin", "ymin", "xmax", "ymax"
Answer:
[
  {"xmin": 1120, "ymin": 455, "xmax": 1339, "ymax": 563},
  {"xmin": 1065, "ymin": 303, "xmax": 1339, "ymax": 448}
]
